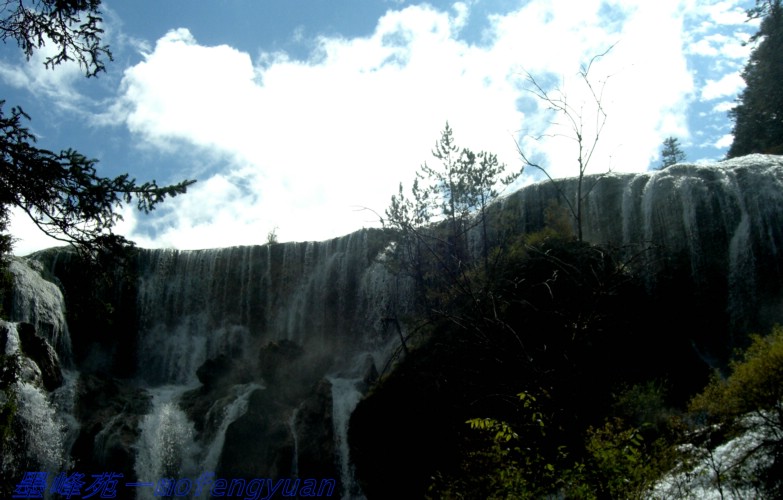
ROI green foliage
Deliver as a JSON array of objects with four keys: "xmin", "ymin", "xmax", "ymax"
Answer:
[
  {"xmin": 0, "ymin": 227, "xmax": 13, "ymax": 317},
  {"xmin": 685, "ymin": 326, "xmax": 783, "ymax": 496},
  {"xmin": 582, "ymin": 418, "xmax": 671, "ymax": 499},
  {"xmin": 727, "ymin": 0, "xmax": 783, "ymax": 157},
  {"xmin": 690, "ymin": 325, "xmax": 783, "ymax": 421},
  {"xmin": 385, "ymin": 123, "xmax": 518, "ymax": 254},
  {"xmin": 383, "ymin": 123, "xmax": 519, "ymax": 324},
  {"xmin": 436, "ymin": 388, "xmax": 679, "ymax": 500},
  {"xmin": 612, "ymin": 380, "xmax": 676, "ymax": 433},
  {"xmin": 430, "ymin": 392, "xmax": 562, "ymax": 500},
  {"xmin": 659, "ymin": 136, "xmax": 686, "ymax": 169}
]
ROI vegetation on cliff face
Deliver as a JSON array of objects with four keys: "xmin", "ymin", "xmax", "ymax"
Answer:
[{"xmin": 349, "ymin": 127, "xmax": 783, "ymax": 499}]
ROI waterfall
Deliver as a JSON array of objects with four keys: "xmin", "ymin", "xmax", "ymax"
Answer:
[
  {"xmin": 329, "ymin": 376, "xmax": 365, "ymax": 500},
  {"xmin": 502, "ymin": 155, "xmax": 783, "ymax": 332},
  {"xmin": 7, "ymin": 258, "xmax": 72, "ymax": 364},
  {"xmin": 1, "ymin": 321, "xmax": 67, "ymax": 473},
  {"xmin": 15, "ymin": 155, "xmax": 783, "ymax": 496},
  {"xmin": 135, "ymin": 386, "xmax": 198, "ymax": 499},
  {"xmin": 289, "ymin": 408, "xmax": 300, "ymax": 477}
]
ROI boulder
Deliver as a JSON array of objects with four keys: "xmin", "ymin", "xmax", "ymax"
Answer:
[{"xmin": 17, "ymin": 322, "xmax": 63, "ymax": 391}]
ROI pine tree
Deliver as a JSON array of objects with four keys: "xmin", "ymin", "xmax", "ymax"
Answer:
[
  {"xmin": 727, "ymin": 0, "xmax": 783, "ymax": 158},
  {"xmin": 0, "ymin": 1, "xmax": 195, "ymax": 257},
  {"xmin": 659, "ymin": 137, "xmax": 686, "ymax": 169}
]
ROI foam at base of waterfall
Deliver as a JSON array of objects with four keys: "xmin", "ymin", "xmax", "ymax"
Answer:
[
  {"xmin": 15, "ymin": 381, "xmax": 66, "ymax": 472},
  {"xmin": 1, "ymin": 321, "xmax": 68, "ymax": 473},
  {"xmin": 135, "ymin": 386, "xmax": 198, "ymax": 500}
]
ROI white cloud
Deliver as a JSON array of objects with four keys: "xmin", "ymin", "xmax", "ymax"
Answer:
[
  {"xmin": 112, "ymin": 5, "xmax": 529, "ymax": 248},
  {"xmin": 6, "ymin": 207, "xmax": 66, "ymax": 256},
  {"xmin": 712, "ymin": 100, "xmax": 735, "ymax": 112},
  {"xmin": 0, "ymin": 35, "xmax": 86, "ymax": 108},
  {"xmin": 9, "ymin": 0, "xmax": 746, "ymax": 251},
  {"xmin": 714, "ymin": 133, "xmax": 734, "ymax": 148},
  {"xmin": 701, "ymin": 71, "xmax": 744, "ymax": 100}
]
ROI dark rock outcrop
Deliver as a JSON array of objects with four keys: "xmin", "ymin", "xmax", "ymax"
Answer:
[
  {"xmin": 295, "ymin": 378, "xmax": 338, "ymax": 479},
  {"xmin": 17, "ymin": 322, "xmax": 63, "ymax": 391},
  {"xmin": 71, "ymin": 373, "xmax": 151, "ymax": 475}
]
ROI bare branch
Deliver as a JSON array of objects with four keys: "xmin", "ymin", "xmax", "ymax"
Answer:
[{"xmin": 516, "ymin": 44, "xmax": 617, "ymax": 241}]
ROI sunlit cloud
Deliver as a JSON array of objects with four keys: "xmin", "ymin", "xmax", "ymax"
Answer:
[
  {"xmin": 6, "ymin": 0, "xmax": 760, "ymax": 252},
  {"xmin": 702, "ymin": 72, "xmax": 745, "ymax": 100}
]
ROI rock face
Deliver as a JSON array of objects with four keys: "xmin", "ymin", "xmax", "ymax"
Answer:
[
  {"xmin": 497, "ymin": 155, "xmax": 783, "ymax": 350},
  {"xmin": 7, "ymin": 258, "xmax": 71, "ymax": 362},
  {"xmin": 71, "ymin": 373, "xmax": 152, "ymax": 475},
  {"xmin": 14, "ymin": 154, "xmax": 783, "ymax": 497},
  {"xmin": 17, "ymin": 322, "xmax": 63, "ymax": 391}
]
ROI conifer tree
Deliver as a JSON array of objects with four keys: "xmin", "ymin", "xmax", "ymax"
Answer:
[
  {"xmin": 0, "ymin": 1, "xmax": 195, "ymax": 257},
  {"xmin": 727, "ymin": 0, "xmax": 783, "ymax": 158},
  {"xmin": 659, "ymin": 137, "xmax": 686, "ymax": 169}
]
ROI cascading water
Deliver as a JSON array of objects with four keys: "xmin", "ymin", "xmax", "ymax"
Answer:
[
  {"xmin": 328, "ymin": 376, "xmax": 364, "ymax": 500},
  {"xmin": 10, "ymin": 154, "xmax": 783, "ymax": 498},
  {"xmin": 500, "ymin": 155, "xmax": 783, "ymax": 334},
  {"xmin": 134, "ymin": 386, "xmax": 198, "ymax": 497},
  {"xmin": 8, "ymin": 258, "xmax": 72, "ymax": 364},
  {"xmin": 288, "ymin": 408, "xmax": 300, "ymax": 477},
  {"xmin": 1, "ymin": 321, "xmax": 68, "ymax": 476},
  {"xmin": 198, "ymin": 382, "xmax": 263, "ymax": 473}
]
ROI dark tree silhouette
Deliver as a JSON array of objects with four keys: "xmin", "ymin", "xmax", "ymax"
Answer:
[
  {"xmin": 0, "ymin": 0, "xmax": 195, "ymax": 256},
  {"xmin": 727, "ymin": 0, "xmax": 783, "ymax": 157},
  {"xmin": 659, "ymin": 137, "xmax": 686, "ymax": 169}
]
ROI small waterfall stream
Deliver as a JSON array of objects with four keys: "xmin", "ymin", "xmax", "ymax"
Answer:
[
  {"xmin": 328, "ymin": 376, "xmax": 364, "ymax": 500},
  {"xmin": 198, "ymin": 383, "xmax": 263, "ymax": 473}
]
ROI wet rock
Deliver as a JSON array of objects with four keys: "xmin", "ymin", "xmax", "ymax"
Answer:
[
  {"xmin": 295, "ymin": 378, "xmax": 338, "ymax": 479},
  {"xmin": 17, "ymin": 322, "xmax": 63, "ymax": 391},
  {"xmin": 258, "ymin": 339, "xmax": 304, "ymax": 383},
  {"xmin": 357, "ymin": 354, "xmax": 379, "ymax": 393},
  {"xmin": 196, "ymin": 354, "xmax": 233, "ymax": 388},
  {"xmin": 217, "ymin": 387, "xmax": 294, "ymax": 478},
  {"xmin": 71, "ymin": 373, "xmax": 151, "ymax": 475}
]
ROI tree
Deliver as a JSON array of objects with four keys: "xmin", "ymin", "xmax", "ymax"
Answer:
[
  {"xmin": 385, "ymin": 124, "xmax": 518, "ymax": 293},
  {"xmin": 414, "ymin": 123, "xmax": 519, "ymax": 267},
  {"xmin": 516, "ymin": 45, "xmax": 616, "ymax": 242},
  {"xmin": 727, "ymin": 0, "xmax": 783, "ymax": 157},
  {"xmin": 0, "ymin": 1, "xmax": 195, "ymax": 256},
  {"xmin": 0, "ymin": 0, "xmax": 111, "ymax": 77},
  {"xmin": 382, "ymin": 123, "xmax": 519, "ymax": 350},
  {"xmin": 659, "ymin": 137, "xmax": 686, "ymax": 169}
]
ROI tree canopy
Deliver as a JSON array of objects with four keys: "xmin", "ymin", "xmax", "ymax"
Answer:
[
  {"xmin": 384, "ymin": 123, "xmax": 518, "ymax": 285},
  {"xmin": 727, "ymin": 0, "xmax": 783, "ymax": 157},
  {"xmin": 0, "ymin": 0, "xmax": 195, "ymax": 256}
]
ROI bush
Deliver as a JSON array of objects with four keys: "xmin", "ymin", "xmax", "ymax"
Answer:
[{"xmin": 688, "ymin": 325, "xmax": 783, "ymax": 496}]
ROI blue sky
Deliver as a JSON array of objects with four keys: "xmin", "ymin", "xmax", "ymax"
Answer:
[{"xmin": 1, "ymin": 0, "xmax": 758, "ymax": 253}]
